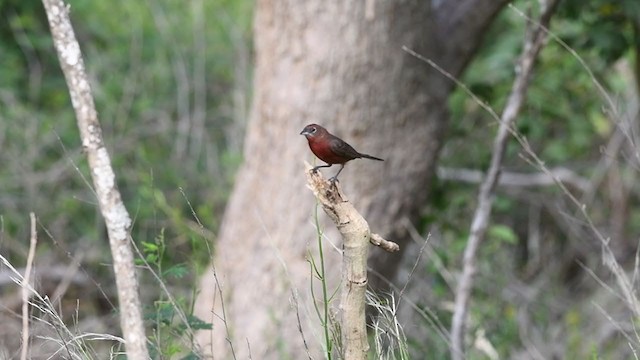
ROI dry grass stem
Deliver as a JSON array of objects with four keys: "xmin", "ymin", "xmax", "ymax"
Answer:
[{"xmin": 20, "ymin": 213, "xmax": 37, "ymax": 360}]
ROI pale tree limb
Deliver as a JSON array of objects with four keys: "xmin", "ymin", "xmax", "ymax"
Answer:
[
  {"xmin": 41, "ymin": 1, "xmax": 149, "ymax": 358},
  {"xmin": 20, "ymin": 213, "xmax": 37, "ymax": 360},
  {"xmin": 305, "ymin": 165, "xmax": 398, "ymax": 360},
  {"xmin": 449, "ymin": 1, "xmax": 560, "ymax": 359},
  {"xmin": 438, "ymin": 166, "xmax": 590, "ymax": 192}
]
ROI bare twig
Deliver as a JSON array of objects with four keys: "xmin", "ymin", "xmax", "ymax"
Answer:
[
  {"xmin": 20, "ymin": 212, "xmax": 37, "ymax": 360},
  {"xmin": 438, "ymin": 166, "xmax": 590, "ymax": 192},
  {"xmin": 444, "ymin": 2, "xmax": 560, "ymax": 358},
  {"xmin": 41, "ymin": 1, "xmax": 148, "ymax": 358},
  {"xmin": 212, "ymin": 263, "xmax": 237, "ymax": 359},
  {"xmin": 0, "ymin": 265, "xmax": 89, "ymax": 288},
  {"xmin": 50, "ymin": 251, "xmax": 86, "ymax": 304},
  {"xmin": 398, "ymin": 231, "xmax": 431, "ymax": 304},
  {"xmin": 292, "ymin": 288, "xmax": 314, "ymax": 360}
]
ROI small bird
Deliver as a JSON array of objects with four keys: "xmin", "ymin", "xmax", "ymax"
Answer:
[{"xmin": 300, "ymin": 123, "xmax": 383, "ymax": 182}]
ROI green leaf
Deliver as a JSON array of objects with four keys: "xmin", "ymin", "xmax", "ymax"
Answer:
[
  {"xmin": 488, "ymin": 224, "xmax": 518, "ymax": 245},
  {"xmin": 182, "ymin": 314, "xmax": 213, "ymax": 330},
  {"xmin": 163, "ymin": 264, "xmax": 189, "ymax": 279},
  {"xmin": 142, "ymin": 241, "xmax": 159, "ymax": 252},
  {"xmin": 145, "ymin": 253, "xmax": 158, "ymax": 263},
  {"xmin": 155, "ymin": 302, "xmax": 176, "ymax": 325}
]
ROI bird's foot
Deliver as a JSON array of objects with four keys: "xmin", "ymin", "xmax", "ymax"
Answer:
[{"xmin": 329, "ymin": 176, "xmax": 339, "ymax": 184}]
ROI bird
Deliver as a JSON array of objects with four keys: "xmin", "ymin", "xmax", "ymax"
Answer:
[{"xmin": 300, "ymin": 123, "xmax": 383, "ymax": 182}]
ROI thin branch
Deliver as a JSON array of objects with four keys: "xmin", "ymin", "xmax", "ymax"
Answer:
[
  {"xmin": 20, "ymin": 212, "xmax": 37, "ymax": 360},
  {"xmin": 397, "ymin": 231, "xmax": 431, "ymax": 304},
  {"xmin": 292, "ymin": 288, "xmax": 314, "ymax": 360},
  {"xmin": 41, "ymin": 1, "xmax": 148, "ymax": 358},
  {"xmin": 437, "ymin": 166, "xmax": 590, "ymax": 192},
  {"xmin": 0, "ymin": 265, "xmax": 88, "ymax": 288},
  {"xmin": 212, "ymin": 263, "xmax": 237, "ymax": 359},
  {"xmin": 444, "ymin": 2, "xmax": 560, "ymax": 358}
]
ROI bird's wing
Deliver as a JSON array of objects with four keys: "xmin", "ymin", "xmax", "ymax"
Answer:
[{"xmin": 329, "ymin": 136, "xmax": 362, "ymax": 160}]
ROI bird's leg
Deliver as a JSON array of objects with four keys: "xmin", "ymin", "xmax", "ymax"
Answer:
[
  {"xmin": 329, "ymin": 164, "xmax": 345, "ymax": 183},
  {"xmin": 312, "ymin": 163, "xmax": 332, "ymax": 173}
]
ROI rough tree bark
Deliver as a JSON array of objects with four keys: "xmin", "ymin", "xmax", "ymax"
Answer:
[{"xmin": 195, "ymin": 0, "xmax": 509, "ymax": 358}]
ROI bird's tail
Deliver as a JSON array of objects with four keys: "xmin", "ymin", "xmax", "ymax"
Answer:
[{"xmin": 360, "ymin": 153, "xmax": 384, "ymax": 161}]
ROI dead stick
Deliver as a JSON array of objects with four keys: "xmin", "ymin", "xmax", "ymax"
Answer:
[{"xmin": 305, "ymin": 164, "xmax": 398, "ymax": 360}]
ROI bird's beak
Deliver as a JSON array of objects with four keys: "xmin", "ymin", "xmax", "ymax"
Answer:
[{"xmin": 300, "ymin": 129, "xmax": 310, "ymax": 136}]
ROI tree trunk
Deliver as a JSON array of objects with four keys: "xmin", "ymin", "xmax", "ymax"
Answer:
[{"xmin": 195, "ymin": 0, "xmax": 508, "ymax": 358}]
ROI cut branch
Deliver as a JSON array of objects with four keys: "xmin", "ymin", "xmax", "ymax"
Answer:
[
  {"xmin": 305, "ymin": 164, "xmax": 398, "ymax": 360},
  {"xmin": 41, "ymin": 1, "xmax": 149, "ymax": 358},
  {"xmin": 370, "ymin": 233, "xmax": 400, "ymax": 253},
  {"xmin": 449, "ymin": 2, "xmax": 560, "ymax": 359}
]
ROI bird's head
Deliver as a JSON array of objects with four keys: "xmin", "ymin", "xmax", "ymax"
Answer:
[{"xmin": 300, "ymin": 124, "xmax": 326, "ymax": 139}]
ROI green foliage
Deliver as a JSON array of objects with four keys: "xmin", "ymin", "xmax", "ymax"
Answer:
[
  {"xmin": 307, "ymin": 204, "xmax": 339, "ymax": 359},
  {"xmin": 0, "ymin": 0, "xmax": 252, "ymax": 255},
  {"xmin": 559, "ymin": 0, "xmax": 640, "ymax": 63},
  {"xmin": 0, "ymin": 0, "xmax": 250, "ymax": 356},
  {"xmin": 140, "ymin": 228, "xmax": 213, "ymax": 358},
  {"xmin": 428, "ymin": 0, "xmax": 639, "ymax": 358},
  {"xmin": 487, "ymin": 224, "xmax": 518, "ymax": 245}
]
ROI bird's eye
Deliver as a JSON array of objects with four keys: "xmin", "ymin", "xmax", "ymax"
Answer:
[{"xmin": 311, "ymin": 127, "xmax": 317, "ymax": 133}]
